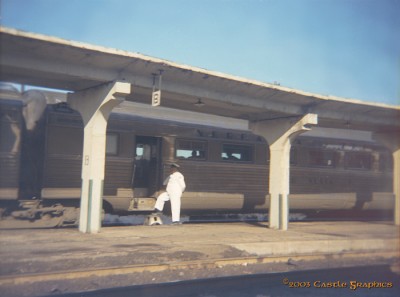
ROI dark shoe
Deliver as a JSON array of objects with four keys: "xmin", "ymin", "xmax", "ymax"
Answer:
[{"xmin": 152, "ymin": 209, "xmax": 162, "ymax": 215}]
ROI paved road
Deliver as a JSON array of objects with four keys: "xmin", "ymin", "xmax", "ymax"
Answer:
[{"xmin": 43, "ymin": 265, "xmax": 399, "ymax": 297}]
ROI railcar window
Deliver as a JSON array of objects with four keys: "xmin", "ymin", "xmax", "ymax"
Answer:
[
  {"xmin": 222, "ymin": 144, "xmax": 253, "ymax": 162},
  {"xmin": 135, "ymin": 144, "xmax": 153, "ymax": 160},
  {"xmin": 308, "ymin": 150, "xmax": 336, "ymax": 167},
  {"xmin": 106, "ymin": 133, "xmax": 118, "ymax": 156},
  {"xmin": 345, "ymin": 152, "xmax": 372, "ymax": 170},
  {"xmin": 176, "ymin": 139, "xmax": 207, "ymax": 160},
  {"xmin": 136, "ymin": 145, "xmax": 144, "ymax": 159}
]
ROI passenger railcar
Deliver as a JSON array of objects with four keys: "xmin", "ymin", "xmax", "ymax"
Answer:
[{"xmin": 0, "ymin": 88, "xmax": 394, "ymax": 226}]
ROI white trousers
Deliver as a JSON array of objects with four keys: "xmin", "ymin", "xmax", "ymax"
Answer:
[{"xmin": 154, "ymin": 191, "xmax": 182, "ymax": 222}]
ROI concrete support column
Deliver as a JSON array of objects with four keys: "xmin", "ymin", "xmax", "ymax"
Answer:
[
  {"xmin": 250, "ymin": 114, "xmax": 318, "ymax": 230},
  {"xmin": 373, "ymin": 132, "xmax": 400, "ymax": 226},
  {"xmin": 68, "ymin": 82, "xmax": 131, "ymax": 233},
  {"xmin": 394, "ymin": 149, "xmax": 400, "ymax": 225}
]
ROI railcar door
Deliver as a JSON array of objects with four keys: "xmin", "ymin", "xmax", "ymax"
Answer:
[{"xmin": 133, "ymin": 136, "xmax": 162, "ymax": 197}]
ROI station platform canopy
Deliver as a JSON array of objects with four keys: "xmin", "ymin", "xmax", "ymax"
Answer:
[{"xmin": 1, "ymin": 27, "xmax": 399, "ymax": 133}]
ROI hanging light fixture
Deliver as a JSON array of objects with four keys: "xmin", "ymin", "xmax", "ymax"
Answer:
[{"xmin": 194, "ymin": 98, "xmax": 205, "ymax": 107}]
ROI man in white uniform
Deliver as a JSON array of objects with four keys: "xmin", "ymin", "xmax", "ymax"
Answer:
[{"xmin": 154, "ymin": 163, "xmax": 186, "ymax": 224}]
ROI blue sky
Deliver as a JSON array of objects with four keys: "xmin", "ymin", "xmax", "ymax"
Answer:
[{"xmin": 1, "ymin": 0, "xmax": 399, "ymax": 105}]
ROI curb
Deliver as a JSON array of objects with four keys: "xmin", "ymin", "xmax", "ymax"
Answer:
[{"xmin": 0, "ymin": 250, "xmax": 397, "ymax": 286}]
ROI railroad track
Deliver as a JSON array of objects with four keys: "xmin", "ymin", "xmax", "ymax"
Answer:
[{"xmin": 0, "ymin": 211, "xmax": 392, "ymax": 229}]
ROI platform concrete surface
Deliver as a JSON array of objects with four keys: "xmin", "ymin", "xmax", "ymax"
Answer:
[{"xmin": 0, "ymin": 221, "xmax": 399, "ymax": 296}]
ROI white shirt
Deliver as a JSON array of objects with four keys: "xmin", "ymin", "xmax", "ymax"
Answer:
[{"xmin": 164, "ymin": 171, "xmax": 186, "ymax": 194}]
